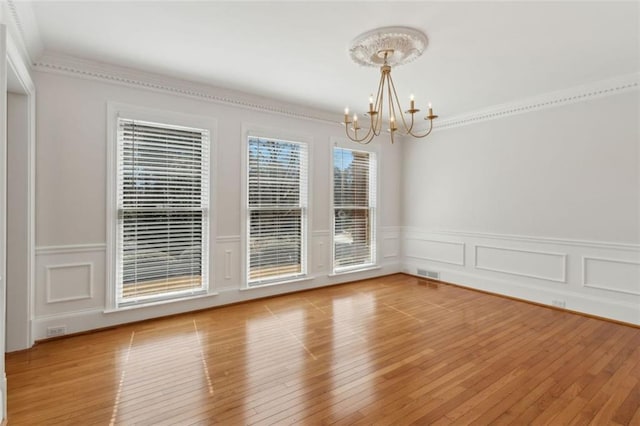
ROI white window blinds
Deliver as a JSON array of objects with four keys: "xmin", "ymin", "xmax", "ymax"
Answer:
[
  {"xmin": 333, "ymin": 147, "xmax": 376, "ymax": 271},
  {"xmin": 247, "ymin": 137, "xmax": 308, "ymax": 285},
  {"xmin": 116, "ymin": 118, "xmax": 209, "ymax": 306}
]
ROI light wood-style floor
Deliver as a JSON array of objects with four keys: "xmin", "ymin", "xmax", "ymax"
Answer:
[{"xmin": 6, "ymin": 274, "xmax": 640, "ymax": 425}]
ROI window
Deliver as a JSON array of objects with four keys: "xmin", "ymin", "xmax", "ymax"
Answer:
[
  {"xmin": 113, "ymin": 117, "xmax": 210, "ymax": 307},
  {"xmin": 333, "ymin": 147, "xmax": 376, "ymax": 272},
  {"xmin": 247, "ymin": 136, "xmax": 308, "ymax": 285}
]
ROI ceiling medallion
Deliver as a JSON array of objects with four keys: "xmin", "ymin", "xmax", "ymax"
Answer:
[
  {"xmin": 349, "ymin": 26, "xmax": 428, "ymax": 67},
  {"xmin": 344, "ymin": 26, "xmax": 438, "ymax": 144}
]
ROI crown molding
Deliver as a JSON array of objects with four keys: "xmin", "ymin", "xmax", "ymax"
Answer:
[
  {"xmin": 1, "ymin": 0, "xmax": 32, "ymax": 66},
  {"xmin": 33, "ymin": 52, "xmax": 638, "ymax": 132},
  {"xmin": 2, "ymin": 0, "xmax": 44, "ymax": 67},
  {"xmin": 433, "ymin": 73, "xmax": 639, "ymax": 131},
  {"xmin": 33, "ymin": 52, "xmax": 340, "ymax": 125}
]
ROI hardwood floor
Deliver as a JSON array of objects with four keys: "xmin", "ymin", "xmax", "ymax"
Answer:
[{"xmin": 6, "ymin": 274, "xmax": 640, "ymax": 425}]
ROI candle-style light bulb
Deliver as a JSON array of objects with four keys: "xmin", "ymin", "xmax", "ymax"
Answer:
[
  {"xmin": 428, "ymin": 102, "xmax": 433, "ymax": 117},
  {"xmin": 345, "ymin": 107, "xmax": 349, "ymax": 114},
  {"xmin": 410, "ymin": 94, "xmax": 415, "ymax": 110},
  {"xmin": 369, "ymin": 95, "xmax": 374, "ymax": 112},
  {"xmin": 344, "ymin": 107, "xmax": 350, "ymax": 123},
  {"xmin": 353, "ymin": 114, "xmax": 358, "ymax": 122}
]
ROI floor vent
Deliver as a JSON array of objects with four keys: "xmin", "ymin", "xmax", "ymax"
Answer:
[{"xmin": 417, "ymin": 268, "xmax": 440, "ymax": 279}]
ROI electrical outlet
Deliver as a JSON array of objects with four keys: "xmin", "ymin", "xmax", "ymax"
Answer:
[
  {"xmin": 47, "ymin": 326, "xmax": 67, "ymax": 337},
  {"xmin": 551, "ymin": 300, "xmax": 566, "ymax": 309}
]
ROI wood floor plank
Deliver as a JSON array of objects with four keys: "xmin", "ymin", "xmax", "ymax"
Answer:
[{"xmin": 6, "ymin": 274, "xmax": 639, "ymax": 425}]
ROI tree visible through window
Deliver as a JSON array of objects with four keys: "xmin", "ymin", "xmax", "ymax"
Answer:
[
  {"xmin": 333, "ymin": 147, "xmax": 376, "ymax": 271},
  {"xmin": 247, "ymin": 137, "xmax": 307, "ymax": 284}
]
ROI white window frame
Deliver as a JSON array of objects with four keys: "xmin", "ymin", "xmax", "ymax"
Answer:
[
  {"xmin": 106, "ymin": 103, "xmax": 217, "ymax": 310},
  {"xmin": 330, "ymin": 138, "xmax": 380, "ymax": 274},
  {"xmin": 241, "ymin": 124, "xmax": 312, "ymax": 288}
]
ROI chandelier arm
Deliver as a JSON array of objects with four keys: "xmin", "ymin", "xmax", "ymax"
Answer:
[
  {"xmin": 371, "ymin": 71, "xmax": 385, "ymax": 136},
  {"xmin": 387, "ymin": 74, "xmax": 401, "ymax": 136},
  {"xmin": 372, "ymin": 74, "xmax": 385, "ymax": 136},
  {"xmin": 387, "ymin": 75, "xmax": 400, "ymax": 143},
  {"xmin": 373, "ymin": 70, "xmax": 385, "ymax": 114},
  {"xmin": 345, "ymin": 127, "xmax": 374, "ymax": 144},
  {"xmin": 407, "ymin": 117, "xmax": 434, "ymax": 138},
  {"xmin": 372, "ymin": 77, "xmax": 383, "ymax": 136},
  {"xmin": 345, "ymin": 108, "xmax": 377, "ymax": 143},
  {"xmin": 346, "ymin": 122, "xmax": 375, "ymax": 143},
  {"xmin": 388, "ymin": 72, "xmax": 413, "ymax": 134},
  {"xmin": 407, "ymin": 113, "xmax": 415, "ymax": 136}
]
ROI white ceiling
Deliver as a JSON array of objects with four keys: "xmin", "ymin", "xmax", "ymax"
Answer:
[{"xmin": 15, "ymin": 1, "xmax": 640, "ymax": 118}]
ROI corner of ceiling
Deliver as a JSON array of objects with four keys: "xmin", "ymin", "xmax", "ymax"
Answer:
[
  {"xmin": 2, "ymin": 0, "xmax": 44, "ymax": 68},
  {"xmin": 432, "ymin": 72, "xmax": 640, "ymax": 131}
]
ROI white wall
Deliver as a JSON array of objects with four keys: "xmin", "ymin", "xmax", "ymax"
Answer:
[
  {"xmin": 6, "ymin": 92, "xmax": 29, "ymax": 351},
  {"xmin": 0, "ymin": 20, "xmax": 9, "ymax": 422},
  {"xmin": 28, "ymin": 54, "xmax": 640, "ymax": 341},
  {"xmin": 402, "ymin": 89, "xmax": 640, "ymax": 324},
  {"xmin": 32, "ymin": 70, "xmax": 403, "ymax": 340}
]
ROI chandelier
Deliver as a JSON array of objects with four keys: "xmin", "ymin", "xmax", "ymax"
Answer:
[{"xmin": 343, "ymin": 27, "xmax": 438, "ymax": 144}]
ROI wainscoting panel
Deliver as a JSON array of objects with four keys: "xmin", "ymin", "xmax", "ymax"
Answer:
[
  {"xmin": 475, "ymin": 245, "xmax": 567, "ymax": 283},
  {"xmin": 382, "ymin": 236, "xmax": 400, "ymax": 259},
  {"xmin": 404, "ymin": 238, "xmax": 465, "ymax": 266},
  {"xmin": 32, "ymin": 229, "xmax": 402, "ymax": 341},
  {"xmin": 381, "ymin": 227, "xmax": 401, "ymax": 263},
  {"xmin": 583, "ymin": 257, "xmax": 640, "ymax": 296},
  {"xmin": 402, "ymin": 228, "xmax": 640, "ymax": 325},
  {"xmin": 214, "ymin": 235, "xmax": 240, "ymax": 290},
  {"xmin": 35, "ymin": 244, "xmax": 106, "ymax": 317},
  {"xmin": 46, "ymin": 263, "xmax": 93, "ymax": 303}
]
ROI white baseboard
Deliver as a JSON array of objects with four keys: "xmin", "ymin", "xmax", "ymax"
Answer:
[
  {"xmin": 403, "ymin": 261, "xmax": 640, "ymax": 325},
  {"xmin": 401, "ymin": 228, "xmax": 640, "ymax": 325},
  {"xmin": 32, "ymin": 261, "xmax": 402, "ymax": 340},
  {"xmin": 0, "ymin": 373, "xmax": 6, "ymax": 423}
]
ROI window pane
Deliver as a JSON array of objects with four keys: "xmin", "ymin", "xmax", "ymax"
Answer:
[
  {"xmin": 333, "ymin": 147, "xmax": 375, "ymax": 270},
  {"xmin": 117, "ymin": 118, "xmax": 209, "ymax": 306},
  {"xmin": 247, "ymin": 136, "xmax": 307, "ymax": 284},
  {"xmin": 248, "ymin": 138, "xmax": 301, "ymax": 207},
  {"xmin": 334, "ymin": 208, "xmax": 371, "ymax": 267},
  {"xmin": 249, "ymin": 209, "xmax": 302, "ymax": 281},
  {"xmin": 334, "ymin": 148, "xmax": 370, "ymax": 207}
]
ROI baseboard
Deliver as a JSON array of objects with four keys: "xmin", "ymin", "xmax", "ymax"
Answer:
[
  {"xmin": 402, "ymin": 261, "xmax": 640, "ymax": 325},
  {"xmin": 32, "ymin": 261, "xmax": 402, "ymax": 341},
  {"xmin": 0, "ymin": 373, "xmax": 6, "ymax": 423}
]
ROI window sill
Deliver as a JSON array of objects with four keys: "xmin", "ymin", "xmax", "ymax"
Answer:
[
  {"xmin": 328, "ymin": 265, "xmax": 381, "ymax": 277},
  {"xmin": 241, "ymin": 275, "xmax": 316, "ymax": 291},
  {"xmin": 104, "ymin": 290, "xmax": 219, "ymax": 313}
]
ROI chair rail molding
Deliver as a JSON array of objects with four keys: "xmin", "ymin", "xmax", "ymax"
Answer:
[
  {"xmin": 405, "ymin": 228, "xmax": 640, "ymax": 252},
  {"xmin": 36, "ymin": 243, "xmax": 107, "ymax": 256}
]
